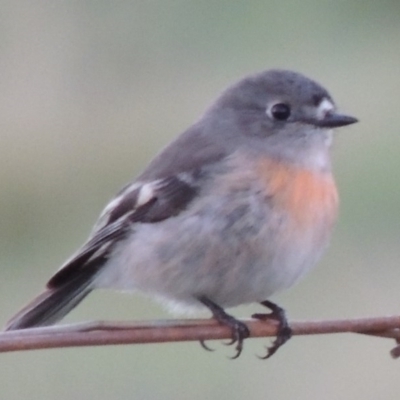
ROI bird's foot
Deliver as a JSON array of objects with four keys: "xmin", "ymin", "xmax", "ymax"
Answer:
[
  {"xmin": 252, "ymin": 300, "xmax": 292, "ymax": 359},
  {"xmin": 198, "ymin": 296, "xmax": 250, "ymax": 359}
]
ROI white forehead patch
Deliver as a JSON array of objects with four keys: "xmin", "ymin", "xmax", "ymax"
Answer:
[{"xmin": 316, "ymin": 98, "xmax": 334, "ymax": 120}]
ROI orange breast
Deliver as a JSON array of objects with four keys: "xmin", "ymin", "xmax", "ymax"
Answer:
[{"xmin": 257, "ymin": 158, "xmax": 339, "ymax": 231}]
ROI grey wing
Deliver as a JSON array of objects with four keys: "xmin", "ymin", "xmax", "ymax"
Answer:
[{"xmin": 48, "ymin": 128, "xmax": 228, "ymax": 288}]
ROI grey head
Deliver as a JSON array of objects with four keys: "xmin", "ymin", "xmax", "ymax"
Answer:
[
  {"xmin": 139, "ymin": 69, "xmax": 357, "ymax": 180},
  {"xmin": 207, "ymin": 69, "xmax": 357, "ymax": 132},
  {"xmin": 197, "ymin": 69, "xmax": 358, "ymax": 167}
]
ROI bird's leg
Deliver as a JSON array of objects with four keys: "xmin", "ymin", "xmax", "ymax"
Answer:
[
  {"xmin": 198, "ymin": 296, "xmax": 250, "ymax": 359},
  {"xmin": 252, "ymin": 299, "xmax": 292, "ymax": 359}
]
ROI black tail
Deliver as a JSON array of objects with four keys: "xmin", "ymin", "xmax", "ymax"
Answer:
[{"xmin": 5, "ymin": 267, "xmax": 96, "ymax": 331}]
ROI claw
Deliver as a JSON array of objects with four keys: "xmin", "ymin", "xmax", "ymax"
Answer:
[
  {"xmin": 223, "ymin": 337, "xmax": 236, "ymax": 346},
  {"xmin": 223, "ymin": 318, "xmax": 250, "ymax": 359},
  {"xmin": 252, "ymin": 300, "xmax": 292, "ymax": 359},
  {"xmin": 199, "ymin": 339, "xmax": 215, "ymax": 352},
  {"xmin": 198, "ymin": 296, "xmax": 250, "ymax": 359}
]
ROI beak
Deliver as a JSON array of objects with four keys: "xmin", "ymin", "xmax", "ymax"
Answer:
[{"xmin": 313, "ymin": 112, "xmax": 358, "ymax": 128}]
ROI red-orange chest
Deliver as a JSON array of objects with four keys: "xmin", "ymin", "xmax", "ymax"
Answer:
[{"xmin": 257, "ymin": 159, "xmax": 339, "ymax": 231}]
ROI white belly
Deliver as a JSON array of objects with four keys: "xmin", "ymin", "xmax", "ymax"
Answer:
[{"xmin": 95, "ymin": 184, "xmax": 335, "ymax": 312}]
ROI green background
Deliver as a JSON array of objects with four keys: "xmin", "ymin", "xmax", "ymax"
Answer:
[{"xmin": 1, "ymin": 1, "xmax": 400, "ymax": 399}]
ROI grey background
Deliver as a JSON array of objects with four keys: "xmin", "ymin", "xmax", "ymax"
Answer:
[{"xmin": 1, "ymin": 1, "xmax": 400, "ymax": 399}]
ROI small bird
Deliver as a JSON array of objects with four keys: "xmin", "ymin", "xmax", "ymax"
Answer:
[{"xmin": 5, "ymin": 69, "xmax": 357, "ymax": 358}]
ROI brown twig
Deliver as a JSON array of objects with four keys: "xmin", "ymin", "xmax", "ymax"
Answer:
[{"xmin": 0, "ymin": 315, "xmax": 400, "ymax": 357}]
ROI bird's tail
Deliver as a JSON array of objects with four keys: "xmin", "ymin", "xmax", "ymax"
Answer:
[{"xmin": 4, "ymin": 268, "xmax": 95, "ymax": 331}]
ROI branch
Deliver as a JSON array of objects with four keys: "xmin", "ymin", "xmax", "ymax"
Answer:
[{"xmin": 1, "ymin": 315, "xmax": 400, "ymax": 357}]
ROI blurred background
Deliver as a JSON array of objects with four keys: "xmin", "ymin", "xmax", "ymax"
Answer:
[{"xmin": 1, "ymin": 1, "xmax": 400, "ymax": 399}]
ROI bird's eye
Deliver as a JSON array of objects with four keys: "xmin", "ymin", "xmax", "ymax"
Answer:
[{"xmin": 269, "ymin": 103, "xmax": 291, "ymax": 121}]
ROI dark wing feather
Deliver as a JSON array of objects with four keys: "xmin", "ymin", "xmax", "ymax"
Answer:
[
  {"xmin": 47, "ymin": 170, "xmax": 207, "ymax": 288},
  {"xmin": 5, "ymin": 125, "xmax": 230, "ymax": 330},
  {"xmin": 47, "ymin": 123, "xmax": 229, "ymax": 289}
]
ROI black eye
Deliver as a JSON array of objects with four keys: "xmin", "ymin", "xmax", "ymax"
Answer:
[{"xmin": 270, "ymin": 103, "xmax": 291, "ymax": 121}]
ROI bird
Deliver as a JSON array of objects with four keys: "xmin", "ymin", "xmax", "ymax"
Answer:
[{"xmin": 5, "ymin": 69, "xmax": 358, "ymax": 358}]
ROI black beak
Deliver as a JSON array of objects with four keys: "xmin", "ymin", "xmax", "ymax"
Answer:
[{"xmin": 313, "ymin": 112, "xmax": 358, "ymax": 128}]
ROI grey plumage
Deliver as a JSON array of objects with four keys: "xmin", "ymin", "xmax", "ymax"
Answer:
[{"xmin": 5, "ymin": 69, "xmax": 357, "ymax": 333}]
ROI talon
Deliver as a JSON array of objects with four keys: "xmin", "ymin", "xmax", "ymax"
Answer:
[
  {"xmin": 199, "ymin": 339, "xmax": 215, "ymax": 352},
  {"xmin": 198, "ymin": 296, "xmax": 250, "ymax": 359},
  {"xmin": 227, "ymin": 319, "xmax": 249, "ymax": 359},
  {"xmin": 253, "ymin": 300, "xmax": 292, "ymax": 359},
  {"xmin": 223, "ymin": 338, "xmax": 236, "ymax": 346}
]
